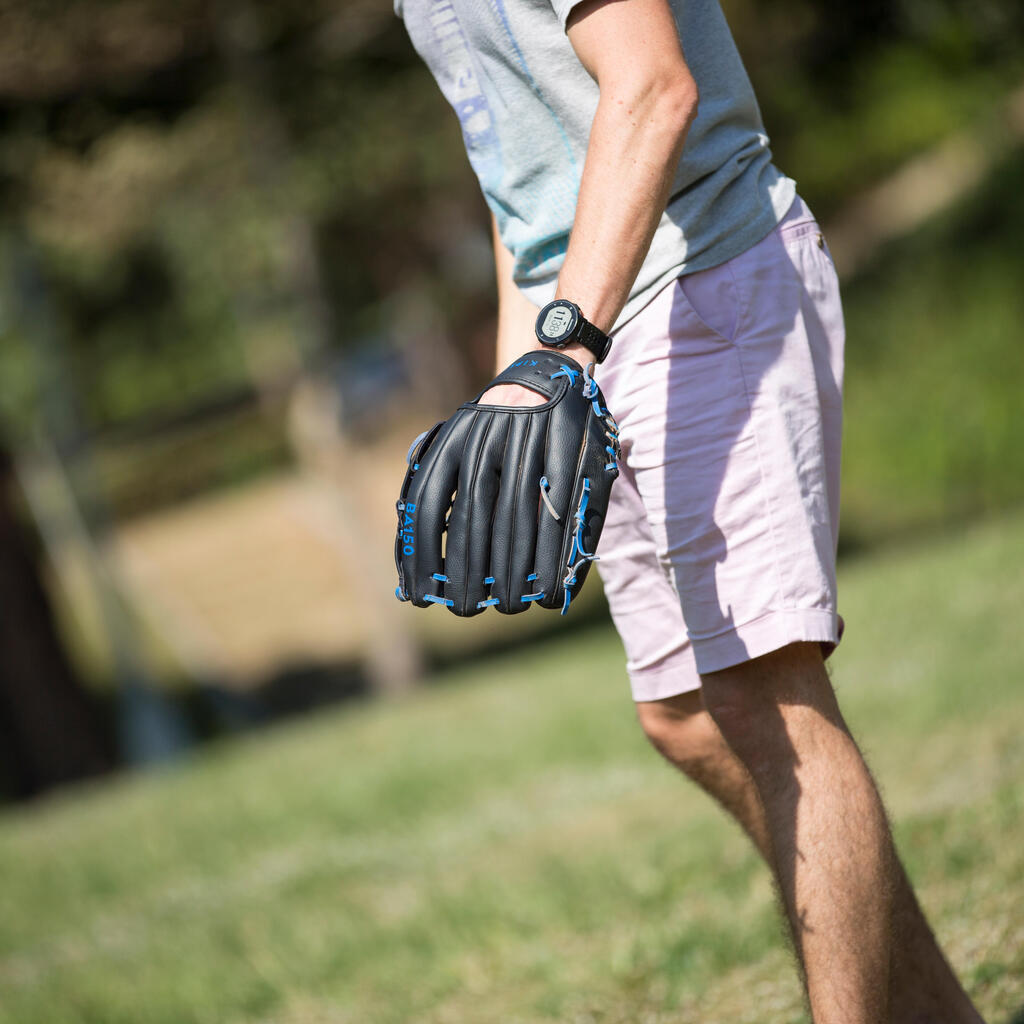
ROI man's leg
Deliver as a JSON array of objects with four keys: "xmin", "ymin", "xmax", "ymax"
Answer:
[
  {"xmin": 637, "ymin": 689, "xmax": 774, "ymax": 865},
  {"xmin": 701, "ymin": 642, "xmax": 893, "ymax": 1023},
  {"xmin": 636, "ymin": 651, "xmax": 983, "ymax": 1024}
]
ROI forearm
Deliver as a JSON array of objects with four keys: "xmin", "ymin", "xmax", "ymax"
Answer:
[
  {"xmin": 556, "ymin": 75, "xmax": 697, "ymax": 333},
  {"xmin": 490, "ymin": 0, "xmax": 699, "ymax": 374},
  {"xmin": 488, "ymin": 214, "xmax": 587, "ymax": 403},
  {"xmin": 492, "ymin": 213, "xmax": 542, "ymax": 370},
  {"xmin": 491, "ymin": 77, "xmax": 695, "ymax": 370}
]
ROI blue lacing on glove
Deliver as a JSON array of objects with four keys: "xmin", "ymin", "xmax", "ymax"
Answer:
[
  {"xmin": 568, "ymin": 477, "xmax": 594, "ymax": 564},
  {"xmin": 549, "ymin": 365, "xmax": 579, "ymax": 387},
  {"xmin": 561, "ymin": 477, "xmax": 601, "ymax": 616},
  {"xmin": 581, "ymin": 361, "xmax": 613, "ymax": 418}
]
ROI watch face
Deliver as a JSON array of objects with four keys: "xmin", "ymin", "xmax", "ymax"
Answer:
[{"xmin": 538, "ymin": 301, "xmax": 578, "ymax": 344}]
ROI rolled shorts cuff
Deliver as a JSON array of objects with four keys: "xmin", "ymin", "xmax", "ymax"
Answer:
[
  {"xmin": 628, "ymin": 650, "xmax": 702, "ymax": 702},
  {"xmin": 628, "ymin": 607, "xmax": 842, "ymax": 703},
  {"xmin": 691, "ymin": 606, "xmax": 841, "ymax": 675}
]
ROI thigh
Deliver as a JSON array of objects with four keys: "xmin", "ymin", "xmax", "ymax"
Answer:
[
  {"xmin": 600, "ymin": 198, "xmax": 845, "ymax": 679},
  {"xmin": 596, "ymin": 456, "xmax": 702, "ymax": 701}
]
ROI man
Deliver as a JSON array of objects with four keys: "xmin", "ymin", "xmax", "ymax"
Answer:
[{"xmin": 396, "ymin": 0, "xmax": 984, "ymax": 1020}]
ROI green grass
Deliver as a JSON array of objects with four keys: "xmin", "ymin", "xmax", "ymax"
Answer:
[{"xmin": 2, "ymin": 515, "xmax": 1023, "ymax": 1023}]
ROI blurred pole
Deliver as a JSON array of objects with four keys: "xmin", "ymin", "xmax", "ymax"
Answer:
[
  {"xmin": 3, "ymin": 231, "xmax": 191, "ymax": 765},
  {"xmin": 0, "ymin": 440, "xmax": 113, "ymax": 798},
  {"xmin": 217, "ymin": 1, "xmax": 424, "ymax": 694},
  {"xmin": 286, "ymin": 380, "xmax": 424, "ymax": 694}
]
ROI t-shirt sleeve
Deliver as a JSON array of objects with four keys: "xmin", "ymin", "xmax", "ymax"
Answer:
[{"xmin": 549, "ymin": 0, "xmax": 585, "ymax": 30}]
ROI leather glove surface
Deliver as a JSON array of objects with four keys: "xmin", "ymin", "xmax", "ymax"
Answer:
[{"xmin": 395, "ymin": 350, "xmax": 620, "ymax": 616}]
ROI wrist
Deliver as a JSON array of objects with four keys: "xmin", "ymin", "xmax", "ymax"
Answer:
[
  {"xmin": 502, "ymin": 345, "xmax": 591, "ymax": 367},
  {"xmin": 557, "ymin": 342, "xmax": 593, "ymax": 367},
  {"xmin": 534, "ymin": 298, "xmax": 612, "ymax": 363},
  {"xmin": 553, "ymin": 287, "xmax": 617, "ymax": 337}
]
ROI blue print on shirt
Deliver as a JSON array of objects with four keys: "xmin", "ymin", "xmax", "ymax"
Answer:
[
  {"xmin": 425, "ymin": 0, "xmax": 502, "ymax": 193},
  {"xmin": 422, "ymin": 0, "xmax": 580, "ymax": 282},
  {"xmin": 487, "ymin": 0, "xmax": 578, "ymax": 172}
]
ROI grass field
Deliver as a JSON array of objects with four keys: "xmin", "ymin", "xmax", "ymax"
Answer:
[{"xmin": 1, "ymin": 514, "xmax": 1023, "ymax": 1024}]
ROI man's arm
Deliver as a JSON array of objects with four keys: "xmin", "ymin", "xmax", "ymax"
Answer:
[
  {"xmin": 559, "ymin": 0, "xmax": 698, "ymax": 334},
  {"xmin": 492, "ymin": 212, "xmax": 541, "ymax": 371},
  {"xmin": 484, "ymin": 0, "xmax": 696, "ymax": 401}
]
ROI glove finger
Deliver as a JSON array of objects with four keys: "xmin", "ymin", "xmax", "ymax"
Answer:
[
  {"xmin": 533, "ymin": 379, "xmax": 585, "ymax": 607},
  {"xmin": 491, "ymin": 409, "xmax": 549, "ymax": 613},
  {"xmin": 562, "ymin": 413, "xmax": 617, "ymax": 608},
  {"xmin": 578, "ymin": 384, "xmax": 619, "ymax": 567},
  {"xmin": 402, "ymin": 411, "xmax": 473, "ymax": 608},
  {"xmin": 444, "ymin": 410, "xmax": 508, "ymax": 616},
  {"xmin": 395, "ymin": 420, "xmax": 445, "ymax": 602},
  {"xmin": 583, "ymin": 412, "xmax": 618, "ymax": 559},
  {"xmin": 537, "ymin": 382, "xmax": 620, "ymax": 612}
]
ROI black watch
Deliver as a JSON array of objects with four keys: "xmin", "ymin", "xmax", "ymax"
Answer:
[{"xmin": 534, "ymin": 299, "xmax": 613, "ymax": 363}]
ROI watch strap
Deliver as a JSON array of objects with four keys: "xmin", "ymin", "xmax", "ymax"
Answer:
[{"xmin": 577, "ymin": 318, "xmax": 613, "ymax": 363}]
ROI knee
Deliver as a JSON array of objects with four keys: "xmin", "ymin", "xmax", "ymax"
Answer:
[
  {"xmin": 699, "ymin": 642, "xmax": 838, "ymax": 767},
  {"xmin": 635, "ymin": 692, "xmax": 731, "ymax": 779},
  {"xmin": 699, "ymin": 672, "xmax": 766, "ymax": 749}
]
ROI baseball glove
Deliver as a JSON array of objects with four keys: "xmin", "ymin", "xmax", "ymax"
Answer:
[{"xmin": 394, "ymin": 349, "xmax": 620, "ymax": 616}]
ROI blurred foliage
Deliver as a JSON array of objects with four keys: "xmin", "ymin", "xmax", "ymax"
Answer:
[
  {"xmin": 0, "ymin": 0, "xmax": 1022, "ymax": 527},
  {"xmin": 841, "ymin": 148, "xmax": 1024, "ymax": 543},
  {"xmin": 0, "ymin": 0, "xmax": 479, "ymax": 443},
  {"xmin": 726, "ymin": 0, "xmax": 1024, "ymax": 216}
]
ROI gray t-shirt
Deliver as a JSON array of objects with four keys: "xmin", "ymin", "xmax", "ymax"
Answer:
[{"xmin": 395, "ymin": 0, "xmax": 795, "ymax": 329}]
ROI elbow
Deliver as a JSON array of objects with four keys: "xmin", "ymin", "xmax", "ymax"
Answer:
[
  {"xmin": 602, "ymin": 63, "xmax": 699, "ymax": 142},
  {"xmin": 659, "ymin": 68, "xmax": 699, "ymax": 137},
  {"xmin": 612, "ymin": 65, "xmax": 699, "ymax": 141}
]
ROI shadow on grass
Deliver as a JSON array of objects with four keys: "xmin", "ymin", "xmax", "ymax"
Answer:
[
  {"xmin": 1, "ymin": 591, "xmax": 618, "ymax": 805},
  {"xmin": 1004, "ymin": 1006, "xmax": 1024, "ymax": 1024}
]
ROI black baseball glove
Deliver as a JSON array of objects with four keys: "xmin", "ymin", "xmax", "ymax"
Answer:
[{"xmin": 395, "ymin": 349, "xmax": 620, "ymax": 616}]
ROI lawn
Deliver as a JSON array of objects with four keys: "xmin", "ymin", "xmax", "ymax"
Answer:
[{"xmin": 1, "ymin": 513, "xmax": 1022, "ymax": 1024}]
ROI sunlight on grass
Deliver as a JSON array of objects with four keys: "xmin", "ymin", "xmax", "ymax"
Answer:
[{"xmin": 1, "ymin": 514, "xmax": 1022, "ymax": 1023}]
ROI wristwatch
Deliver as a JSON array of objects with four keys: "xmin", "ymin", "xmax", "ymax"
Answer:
[{"xmin": 534, "ymin": 299, "xmax": 613, "ymax": 363}]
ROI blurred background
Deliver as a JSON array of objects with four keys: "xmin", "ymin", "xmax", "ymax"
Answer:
[
  {"xmin": 1, "ymin": 0, "xmax": 1023, "ymax": 801},
  {"xmin": 1, "ymin": 2, "xmax": 1023, "ymax": 1022}
]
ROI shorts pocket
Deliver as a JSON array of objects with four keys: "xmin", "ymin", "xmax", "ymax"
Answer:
[
  {"xmin": 675, "ymin": 259, "xmax": 744, "ymax": 344},
  {"xmin": 779, "ymin": 211, "xmax": 836, "ymax": 272}
]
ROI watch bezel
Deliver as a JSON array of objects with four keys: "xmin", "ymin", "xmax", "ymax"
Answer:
[{"xmin": 535, "ymin": 299, "xmax": 581, "ymax": 347}]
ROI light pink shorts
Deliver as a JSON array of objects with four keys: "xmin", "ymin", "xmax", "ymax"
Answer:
[{"xmin": 596, "ymin": 197, "xmax": 845, "ymax": 703}]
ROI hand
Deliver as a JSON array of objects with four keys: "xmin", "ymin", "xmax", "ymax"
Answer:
[{"xmin": 481, "ymin": 345, "xmax": 593, "ymax": 407}]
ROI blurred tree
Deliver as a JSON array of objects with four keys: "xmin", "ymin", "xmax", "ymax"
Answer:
[
  {"xmin": 0, "ymin": 0, "xmax": 1020, "ymax": 748},
  {"xmin": 0, "ymin": 0, "xmax": 1018, "ymax": 449},
  {"xmin": 0, "ymin": 439, "xmax": 113, "ymax": 799},
  {"xmin": 3, "ymin": 228, "xmax": 193, "ymax": 777},
  {"xmin": 0, "ymin": 0, "xmax": 482, "ymax": 429},
  {"xmin": 215, "ymin": 0, "xmax": 425, "ymax": 693},
  {"xmin": 722, "ymin": 0, "xmax": 1024, "ymax": 218}
]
